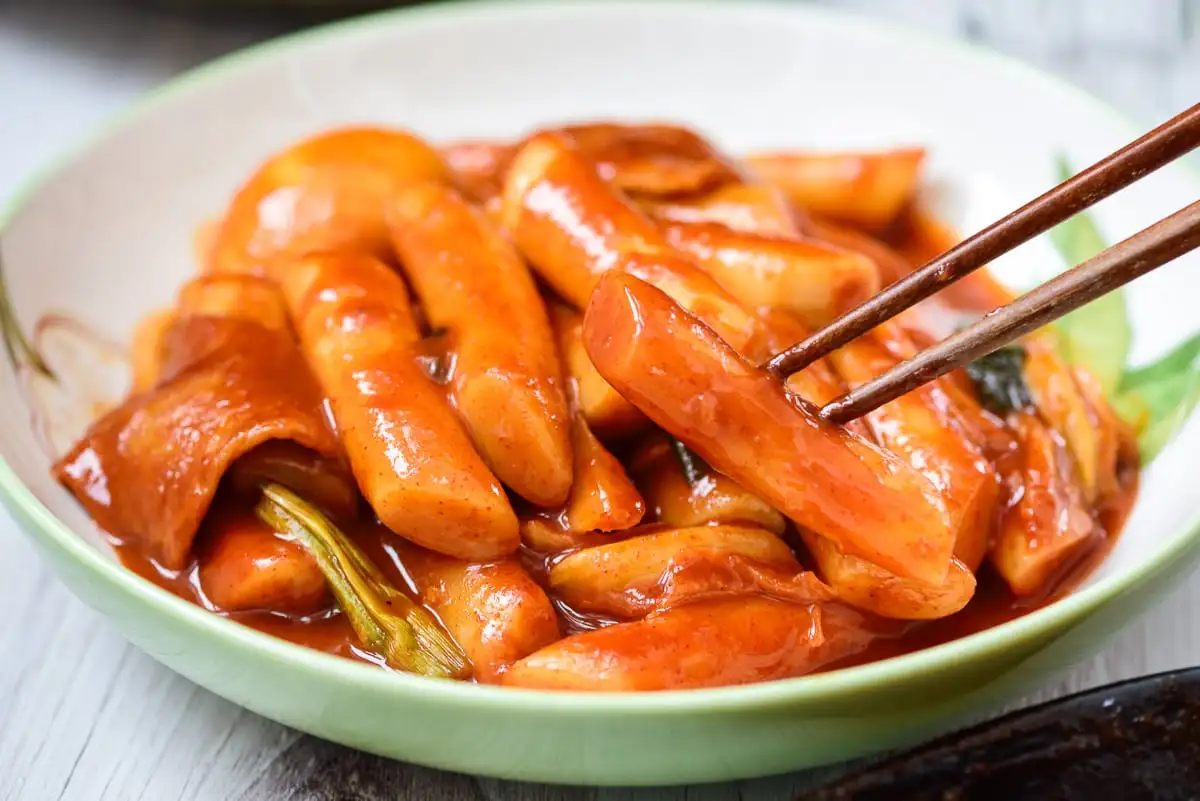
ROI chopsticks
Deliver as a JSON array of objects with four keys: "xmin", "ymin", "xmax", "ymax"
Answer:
[
  {"xmin": 820, "ymin": 200, "xmax": 1200, "ymax": 423},
  {"xmin": 763, "ymin": 103, "xmax": 1200, "ymax": 425}
]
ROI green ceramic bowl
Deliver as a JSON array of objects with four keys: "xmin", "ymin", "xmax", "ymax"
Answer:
[{"xmin": 2, "ymin": 0, "xmax": 1198, "ymax": 786}]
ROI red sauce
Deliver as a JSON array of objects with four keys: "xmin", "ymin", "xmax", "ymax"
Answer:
[
  {"xmin": 115, "ymin": 523, "xmax": 377, "ymax": 667},
  {"xmin": 67, "ymin": 198, "xmax": 1143, "ymax": 683},
  {"xmin": 823, "ymin": 461, "xmax": 1137, "ymax": 671},
  {"xmin": 110, "ymin": 457, "xmax": 1136, "ymax": 674}
]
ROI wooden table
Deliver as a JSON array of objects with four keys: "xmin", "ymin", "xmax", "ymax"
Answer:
[{"xmin": 1, "ymin": 1, "xmax": 1197, "ymax": 798}]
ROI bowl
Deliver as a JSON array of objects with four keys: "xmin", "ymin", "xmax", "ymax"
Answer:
[{"xmin": 2, "ymin": 0, "xmax": 1199, "ymax": 787}]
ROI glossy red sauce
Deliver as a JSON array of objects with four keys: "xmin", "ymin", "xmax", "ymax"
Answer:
[
  {"xmin": 76, "ymin": 197, "xmax": 1141, "ymax": 682},
  {"xmin": 822, "ymin": 463, "xmax": 1137, "ymax": 671},
  {"xmin": 111, "ymin": 456, "xmax": 1136, "ymax": 675}
]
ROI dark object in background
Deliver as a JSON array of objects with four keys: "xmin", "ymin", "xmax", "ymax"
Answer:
[
  {"xmin": 139, "ymin": 0, "xmax": 400, "ymax": 7},
  {"xmin": 129, "ymin": 0, "xmax": 420, "ymax": 24},
  {"xmin": 133, "ymin": 0, "xmax": 411, "ymax": 11},
  {"xmin": 799, "ymin": 667, "xmax": 1200, "ymax": 801}
]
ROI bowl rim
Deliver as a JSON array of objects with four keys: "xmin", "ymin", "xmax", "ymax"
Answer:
[{"xmin": 3, "ymin": 0, "xmax": 1199, "ymax": 714}]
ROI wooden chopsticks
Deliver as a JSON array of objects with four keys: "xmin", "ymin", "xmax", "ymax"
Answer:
[
  {"xmin": 763, "ymin": 103, "xmax": 1200, "ymax": 425},
  {"xmin": 820, "ymin": 200, "xmax": 1200, "ymax": 423}
]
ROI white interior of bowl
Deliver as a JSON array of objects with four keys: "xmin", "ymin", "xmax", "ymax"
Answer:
[{"xmin": 2, "ymin": 1, "xmax": 1197, "ymax": 595}]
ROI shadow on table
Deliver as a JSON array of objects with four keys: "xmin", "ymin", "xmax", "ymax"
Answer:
[{"xmin": 234, "ymin": 735, "xmax": 852, "ymax": 801}]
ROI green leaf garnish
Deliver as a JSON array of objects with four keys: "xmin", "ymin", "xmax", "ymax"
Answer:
[
  {"xmin": 1120, "ymin": 332, "xmax": 1200, "ymax": 392},
  {"xmin": 256, "ymin": 483, "xmax": 470, "ymax": 678},
  {"xmin": 1045, "ymin": 156, "xmax": 1199, "ymax": 464},
  {"xmin": 1047, "ymin": 156, "xmax": 1131, "ymax": 396},
  {"xmin": 1140, "ymin": 379, "xmax": 1200, "ymax": 462},
  {"xmin": 1112, "ymin": 338, "xmax": 1200, "ymax": 462}
]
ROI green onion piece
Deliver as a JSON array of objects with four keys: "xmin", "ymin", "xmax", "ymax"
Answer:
[
  {"xmin": 670, "ymin": 437, "xmax": 709, "ymax": 487},
  {"xmin": 965, "ymin": 345, "xmax": 1034, "ymax": 415},
  {"xmin": 255, "ymin": 483, "xmax": 470, "ymax": 679},
  {"xmin": 0, "ymin": 252, "xmax": 54, "ymax": 379}
]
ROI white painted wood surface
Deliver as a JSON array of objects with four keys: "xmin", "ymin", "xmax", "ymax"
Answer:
[{"xmin": 0, "ymin": 1, "xmax": 1197, "ymax": 798}]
